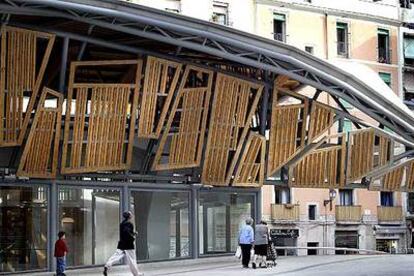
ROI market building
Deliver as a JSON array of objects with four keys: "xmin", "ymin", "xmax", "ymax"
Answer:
[{"xmin": 0, "ymin": 0, "xmax": 414, "ymax": 274}]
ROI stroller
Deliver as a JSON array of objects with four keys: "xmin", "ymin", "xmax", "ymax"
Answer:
[{"xmin": 266, "ymin": 240, "xmax": 278, "ymax": 267}]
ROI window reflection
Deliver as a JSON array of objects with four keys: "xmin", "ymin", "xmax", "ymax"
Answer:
[
  {"xmin": 199, "ymin": 192, "xmax": 254, "ymax": 255},
  {"xmin": 58, "ymin": 187, "xmax": 120, "ymax": 267},
  {"xmin": 130, "ymin": 191, "xmax": 190, "ymax": 261},
  {"xmin": 0, "ymin": 186, "xmax": 48, "ymax": 273}
]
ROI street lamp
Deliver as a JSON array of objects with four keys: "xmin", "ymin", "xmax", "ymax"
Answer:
[
  {"xmin": 323, "ymin": 189, "xmax": 337, "ymax": 211},
  {"xmin": 323, "ymin": 189, "xmax": 337, "ymax": 254}
]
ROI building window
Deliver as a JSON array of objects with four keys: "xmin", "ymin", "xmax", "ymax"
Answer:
[
  {"xmin": 305, "ymin": 46, "xmax": 314, "ymax": 54},
  {"xmin": 379, "ymin": 72, "xmax": 391, "ymax": 87},
  {"xmin": 58, "ymin": 187, "xmax": 120, "ymax": 266},
  {"xmin": 339, "ymin": 189, "xmax": 353, "ymax": 206},
  {"xmin": 339, "ymin": 98, "xmax": 353, "ymax": 109},
  {"xmin": 308, "ymin": 205, "xmax": 316, "ymax": 220},
  {"xmin": 408, "ymin": 193, "xmax": 414, "ymax": 213},
  {"xmin": 343, "ymin": 119, "xmax": 353, "ymax": 133},
  {"xmin": 0, "ymin": 186, "xmax": 48, "ymax": 273},
  {"xmin": 378, "ymin": 28, "xmax": 391, "ymax": 64},
  {"xmin": 336, "ymin": 22, "xmax": 349, "ymax": 57},
  {"xmin": 130, "ymin": 190, "xmax": 190, "ymax": 260},
  {"xmin": 380, "ymin": 192, "xmax": 394, "ymax": 206},
  {"xmin": 275, "ymin": 188, "xmax": 291, "ymax": 204},
  {"xmin": 212, "ymin": 2, "xmax": 229, "ymax": 26},
  {"xmin": 273, "ymin": 13, "xmax": 286, "ymax": 42},
  {"xmin": 199, "ymin": 192, "xmax": 255, "ymax": 255}
]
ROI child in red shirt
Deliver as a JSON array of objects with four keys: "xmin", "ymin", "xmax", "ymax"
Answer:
[{"xmin": 54, "ymin": 231, "xmax": 68, "ymax": 276}]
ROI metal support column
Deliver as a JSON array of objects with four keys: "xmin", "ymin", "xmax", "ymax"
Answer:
[
  {"xmin": 49, "ymin": 182, "xmax": 57, "ymax": 272},
  {"xmin": 190, "ymin": 185, "xmax": 199, "ymax": 259},
  {"xmin": 122, "ymin": 184, "xmax": 129, "ymax": 214},
  {"xmin": 59, "ymin": 37, "xmax": 69, "ymax": 93}
]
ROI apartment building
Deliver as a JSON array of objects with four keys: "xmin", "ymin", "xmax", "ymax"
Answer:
[{"xmin": 126, "ymin": 0, "xmax": 410, "ymax": 254}]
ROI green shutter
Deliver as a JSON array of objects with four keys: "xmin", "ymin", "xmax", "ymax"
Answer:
[
  {"xmin": 404, "ymin": 38, "xmax": 414, "ymax": 59},
  {"xmin": 336, "ymin": 22, "xmax": 347, "ymax": 29},
  {"xmin": 378, "ymin": 28, "xmax": 389, "ymax": 35},
  {"xmin": 274, "ymin": 13, "xmax": 286, "ymax": 21},
  {"xmin": 379, "ymin": 72, "xmax": 391, "ymax": 86}
]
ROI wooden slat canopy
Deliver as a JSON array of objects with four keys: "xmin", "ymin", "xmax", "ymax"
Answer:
[
  {"xmin": 202, "ymin": 73, "xmax": 263, "ymax": 186},
  {"xmin": 152, "ymin": 65, "xmax": 213, "ymax": 170},
  {"xmin": 61, "ymin": 59, "xmax": 142, "ymax": 174},
  {"xmin": 138, "ymin": 56, "xmax": 182, "ymax": 139},
  {"xmin": 17, "ymin": 87, "xmax": 63, "ymax": 178},
  {"xmin": 233, "ymin": 132, "xmax": 265, "ymax": 187},
  {"xmin": 0, "ymin": 26, "xmax": 55, "ymax": 146}
]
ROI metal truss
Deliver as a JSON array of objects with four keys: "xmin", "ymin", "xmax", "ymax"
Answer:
[{"xmin": 1, "ymin": 0, "xmax": 414, "ymax": 144}]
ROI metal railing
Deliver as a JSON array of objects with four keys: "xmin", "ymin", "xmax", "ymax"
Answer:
[
  {"xmin": 378, "ymin": 48, "xmax": 392, "ymax": 64},
  {"xmin": 335, "ymin": 205, "xmax": 362, "ymax": 222},
  {"xmin": 271, "ymin": 204, "xmax": 300, "ymax": 221},
  {"xmin": 274, "ymin": 246, "xmax": 389, "ymax": 256},
  {"xmin": 377, "ymin": 206, "xmax": 403, "ymax": 222}
]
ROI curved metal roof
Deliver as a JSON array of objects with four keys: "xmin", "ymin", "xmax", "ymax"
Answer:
[{"xmin": 1, "ymin": 0, "xmax": 413, "ymax": 144}]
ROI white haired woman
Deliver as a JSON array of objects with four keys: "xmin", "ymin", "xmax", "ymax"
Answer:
[{"xmin": 238, "ymin": 218, "xmax": 254, "ymax": 268}]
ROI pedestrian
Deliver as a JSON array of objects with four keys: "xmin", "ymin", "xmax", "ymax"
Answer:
[
  {"xmin": 252, "ymin": 220, "xmax": 269, "ymax": 269},
  {"xmin": 238, "ymin": 218, "xmax": 254, "ymax": 268},
  {"xmin": 103, "ymin": 211, "xmax": 143, "ymax": 276},
  {"xmin": 54, "ymin": 231, "xmax": 68, "ymax": 276}
]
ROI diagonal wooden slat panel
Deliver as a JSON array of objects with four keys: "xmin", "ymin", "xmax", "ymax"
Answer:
[
  {"xmin": 347, "ymin": 129, "xmax": 375, "ymax": 182},
  {"xmin": 233, "ymin": 132, "xmax": 265, "ymax": 187},
  {"xmin": 17, "ymin": 87, "xmax": 63, "ymax": 178},
  {"xmin": 381, "ymin": 166, "xmax": 404, "ymax": 191},
  {"xmin": 0, "ymin": 26, "xmax": 55, "ymax": 147},
  {"xmin": 61, "ymin": 60, "xmax": 142, "ymax": 174},
  {"xmin": 308, "ymin": 102, "xmax": 335, "ymax": 141},
  {"xmin": 202, "ymin": 73, "xmax": 263, "ymax": 186},
  {"xmin": 152, "ymin": 65, "xmax": 213, "ymax": 170},
  {"xmin": 138, "ymin": 56, "xmax": 182, "ymax": 139},
  {"xmin": 406, "ymin": 161, "xmax": 414, "ymax": 192},
  {"xmin": 288, "ymin": 135, "xmax": 346, "ymax": 188}
]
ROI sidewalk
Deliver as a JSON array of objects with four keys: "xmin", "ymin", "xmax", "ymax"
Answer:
[{"xmin": 14, "ymin": 254, "xmax": 414, "ymax": 276}]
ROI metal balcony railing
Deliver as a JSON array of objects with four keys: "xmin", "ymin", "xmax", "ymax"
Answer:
[
  {"xmin": 378, "ymin": 48, "xmax": 392, "ymax": 64},
  {"xmin": 337, "ymin": 41, "xmax": 349, "ymax": 57},
  {"xmin": 271, "ymin": 204, "xmax": 300, "ymax": 221}
]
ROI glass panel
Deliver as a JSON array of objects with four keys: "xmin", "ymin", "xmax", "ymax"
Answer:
[
  {"xmin": 130, "ymin": 191, "xmax": 190, "ymax": 261},
  {"xmin": 0, "ymin": 186, "xmax": 48, "ymax": 273},
  {"xmin": 408, "ymin": 193, "xmax": 414, "ymax": 213},
  {"xmin": 339, "ymin": 189, "xmax": 353, "ymax": 206},
  {"xmin": 343, "ymin": 119, "xmax": 353, "ymax": 133},
  {"xmin": 274, "ymin": 13, "xmax": 286, "ymax": 21},
  {"xmin": 58, "ymin": 187, "xmax": 120, "ymax": 267},
  {"xmin": 199, "ymin": 192, "xmax": 255, "ymax": 255},
  {"xmin": 380, "ymin": 192, "xmax": 393, "ymax": 206},
  {"xmin": 404, "ymin": 38, "xmax": 414, "ymax": 59}
]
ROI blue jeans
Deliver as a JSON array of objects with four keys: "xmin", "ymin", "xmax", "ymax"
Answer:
[{"xmin": 56, "ymin": 256, "xmax": 66, "ymax": 275}]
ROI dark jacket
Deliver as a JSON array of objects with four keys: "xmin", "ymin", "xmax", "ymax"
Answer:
[{"xmin": 117, "ymin": 220, "xmax": 135, "ymax": 250}]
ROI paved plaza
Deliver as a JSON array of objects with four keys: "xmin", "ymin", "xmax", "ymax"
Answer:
[{"xmin": 22, "ymin": 255, "xmax": 414, "ymax": 276}]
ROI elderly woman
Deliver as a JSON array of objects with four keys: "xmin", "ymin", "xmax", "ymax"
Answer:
[
  {"xmin": 252, "ymin": 220, "xmax": 269, "ymax": 269},
  {"xmin": 238, "ymin": 218, "xmax": 254, "ymax": 268}
]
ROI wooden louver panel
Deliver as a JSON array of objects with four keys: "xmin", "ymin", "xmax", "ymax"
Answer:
[
  {"xmin": 233, "ymin": 132, "xmax": 265, "ymax": 187},
  {"xmin": 0, "ymin": 26, "xmax": 55, "ymax": 147},
  {"xmin": 152, "ymin": 66, "xmax": 213, "ymax": 170},
  {"xmin": 308, "ymin": 102, "xmax": 335, "ymax": 140},
  {"xmin": 61, "ymin": 60, "xmax": 142, "ymax": 174},
  {"xmin": 138, "ymin": 56, "xmax": 182, "ymax": 138},
  {"xmin": 289, "ymin": 136, "xmax": 346, "ymax": 188},
  {"xmin": 381, "ymin": 166, "xmax": 404, "ymax": 191},
  {"xmin": 406, "ymin": 161, "xmax": 414, "ymax": 192},
  {"xmin": 347, "ymin": 129, "xmax": 375, "ymax": 182},
  {"xmin": 202, "ymin": 74, "xmax": 263, "ymax": 186},
  {"xmin": 17, "ymin": 88, "xmax": 63, "ymax": 178}
]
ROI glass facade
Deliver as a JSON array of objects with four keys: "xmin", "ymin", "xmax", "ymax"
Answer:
[
  {"xmin": 198, "ymin": 192, "xmax": 254, "ymax": 255},
  {"xmin": 58, "ymin": 187, "xmax": 120, "ymax": 267},
  {"xmin": 0, "ymin": 186, "xmax": 48, "ymax": 273},
  {"xmin": 130, "ymin": 190, "xmax": 190, "ymax": 261}
]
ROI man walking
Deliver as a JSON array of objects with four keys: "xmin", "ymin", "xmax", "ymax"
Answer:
[
  {"xmin": 238, "ymin": 218, "xmax": 254, "ymax": 268},
  {"xmin": 103, "ymin": 211, "xmax": 143, "ymax": 276}
]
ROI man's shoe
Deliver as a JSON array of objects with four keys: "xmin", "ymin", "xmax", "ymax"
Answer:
[{"xmin": 103, "ymin": 266, "xmax": 108, "ymax": 276}]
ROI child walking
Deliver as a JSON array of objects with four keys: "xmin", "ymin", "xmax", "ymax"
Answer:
[{"xmin": 54, "ymin": 231, "xmax": 68, "ymax": 276}]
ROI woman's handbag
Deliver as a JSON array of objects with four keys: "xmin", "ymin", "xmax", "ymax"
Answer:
[{"xmin": 235, "ymin": 246, "xmax": 242, "ymax": 259}]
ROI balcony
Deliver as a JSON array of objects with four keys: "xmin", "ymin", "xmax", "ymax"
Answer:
[
  {"xmin": 377, "ymin": 206, "xmax": 403, "ymax": 224},
  {"xmin": 271, "ymin": 204, "xmax": 299, "ymax": 222},
  {"xmin": 335, "ymin": 205, "xmax": 362, "ymax": 223}
]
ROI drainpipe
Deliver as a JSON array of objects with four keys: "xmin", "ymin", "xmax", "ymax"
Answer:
[{"xmin": 324, "ymin": 12, "xmax": 329, "ymax": 60}]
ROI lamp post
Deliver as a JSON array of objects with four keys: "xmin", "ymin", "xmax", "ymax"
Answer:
[{"xmin": 323, "ymin": 189, "xmax": 337, "ymax": 255}]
